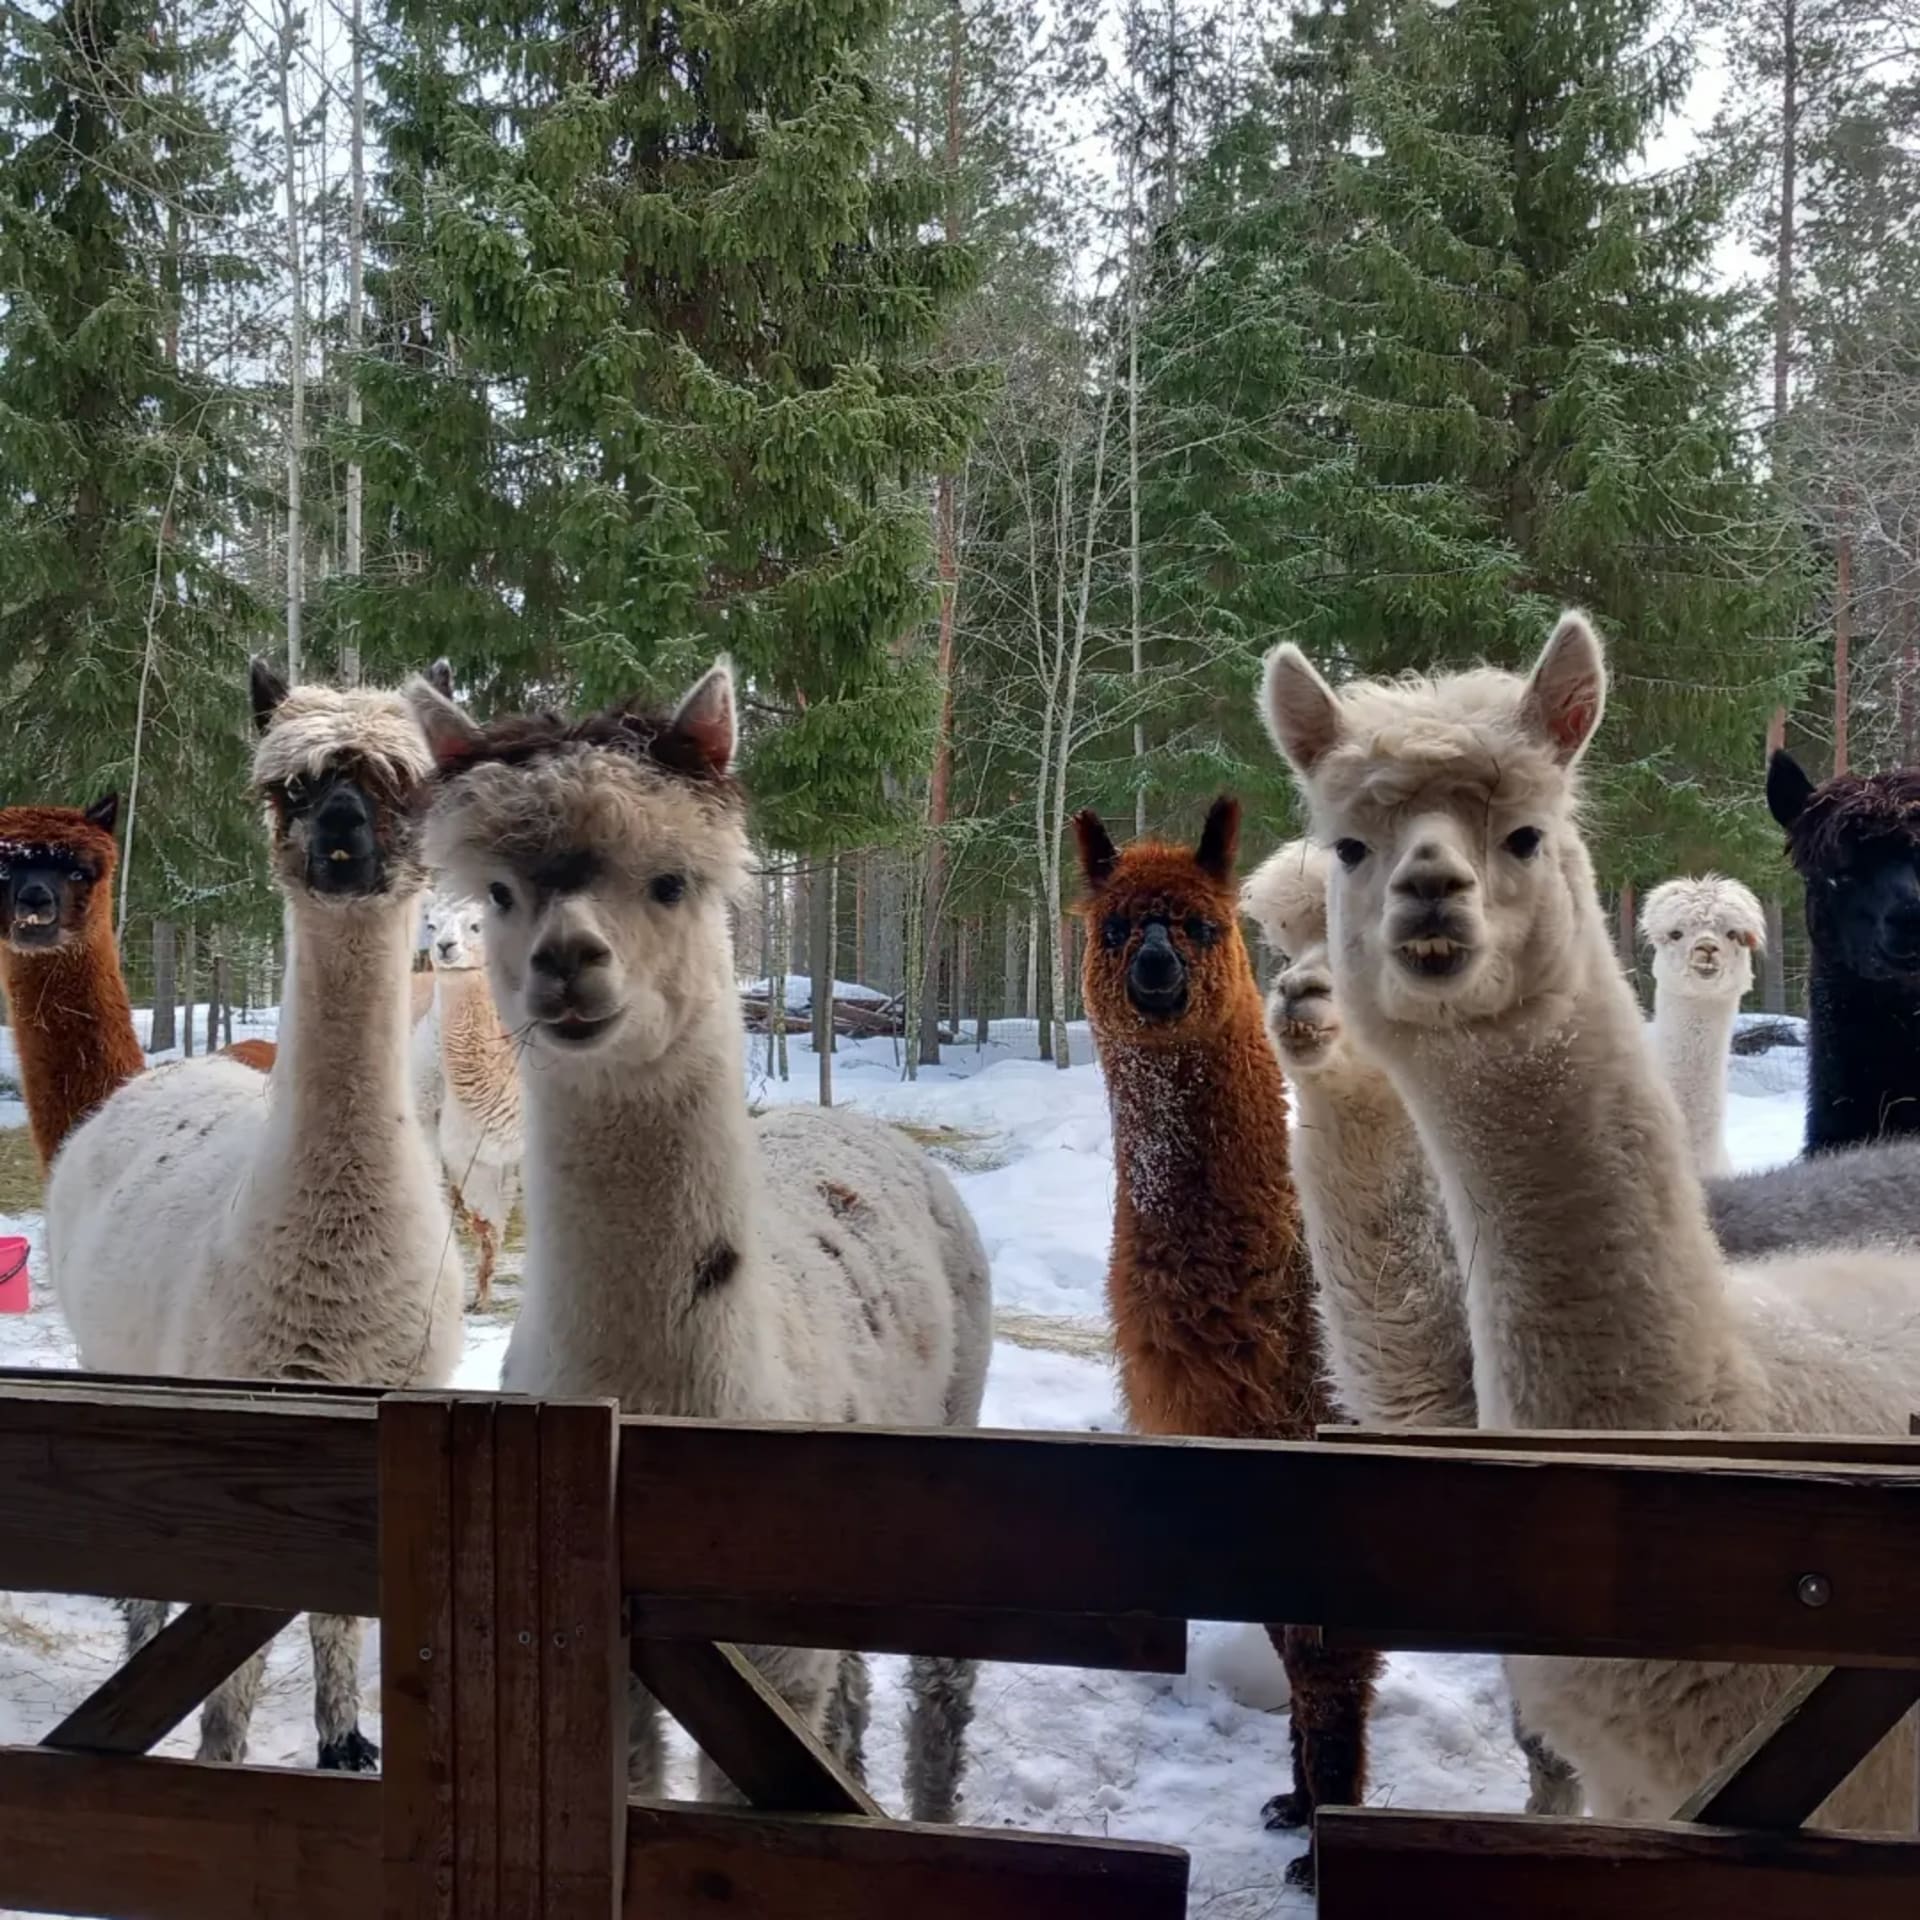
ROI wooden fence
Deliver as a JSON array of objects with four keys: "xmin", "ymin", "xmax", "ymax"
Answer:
[{"xmin": 0, "ymin": 1369, "xmax": 1917, "ymax": 1916}]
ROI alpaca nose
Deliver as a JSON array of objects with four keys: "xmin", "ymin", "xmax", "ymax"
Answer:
[
  {"xmin": 1392, "ymin": 844, "xmax": 1472, "ymax": 902},
  {"xmin": 437, "ymin": 939, "xmax": 458, "ymax": 961},
  {"xmin": 14, "ymin": 879, "xmax": 54, "ymax": 920},
  {"xmin": 530, "ymin": 932, "xmax": 611, "ymax": 985},
  {"xmin": 1127, "ymin": 925, "xmax": 1186, "ymax": 1010},
  {"xmin": 312, "ymin": 784, "xmax": 376, "ymax": 857}
]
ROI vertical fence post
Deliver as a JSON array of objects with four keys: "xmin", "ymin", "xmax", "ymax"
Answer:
[{"xmin": 381, "ymin": 1395, "xmax": 625, "ymax": 1920}]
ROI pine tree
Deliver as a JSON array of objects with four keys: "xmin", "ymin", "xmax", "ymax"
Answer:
[
  {"xmin": 0, "ymin": 0, "xmax": 266, "ymax": 933},
  {"xmin": 337, "ymin": 0, "xmax": 985, "ymax": 860}
]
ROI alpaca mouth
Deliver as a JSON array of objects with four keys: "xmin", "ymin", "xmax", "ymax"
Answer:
[
  {"xmin": 5, "ymin": 917, "xmax": 61, "ymax": 950},
  {"xmin": 1396, "ymin": 936, "xmax": 1470, "ymax": 980},
  {"xmin": 540, "ymin": 1008, "xmax": 623, "ymax": 1048}
]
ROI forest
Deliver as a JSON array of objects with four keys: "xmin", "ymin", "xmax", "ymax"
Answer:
[{"xmin": 2, "ymin": 0, "xmax": 1917, "ymax": 1081}]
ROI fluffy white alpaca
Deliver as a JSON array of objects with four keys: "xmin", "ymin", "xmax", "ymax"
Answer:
[
  {"xmin": 409, "ymin": 660, "xmax": 994, "ymax": 1823},
  {"xmin": 1260, "ymin": 611, "xmax": 1920, "ymax": 1828},
  {"xmin": 410, "ymin": 890, "xmax": 523, "ymax": 1308},
  {"xmin": 1641, "ymin": 876, "xmax": 1765, "ymax": 1179},
  {"xmin": 48, "ymin": 663, "xmax": 464, "ymax": 1769}
]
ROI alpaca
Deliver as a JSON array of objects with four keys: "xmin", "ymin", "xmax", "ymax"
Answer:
[
  {"xmin": 1260, "ymin": 610, "xmax": 1920, "ymax": 1828},
  {"xmin": 0, "ymin": 796, "xmax": 149, "ymax": 1168},
  {"xmin": 1640, "ymin": 876, "xmax": 1765, "ymax": 1178},
  {"xmin": 47, "ymin": 662, "xmax": 464, "ymax": 1770},
  {"xmin": 1769, "ymin": 751, "xmax": 1920, "ymax": 1152},
  {"xmin": 408, "ymin": 660, "xmax": 992, "ymax": 1823},
  {"xmin": 410, "ymin": 890, "xmax": 522, "ymax": 1309},
  {"xmin": 1076, "ymin": 800, "xmax": 1377, "ymax": 1890}
]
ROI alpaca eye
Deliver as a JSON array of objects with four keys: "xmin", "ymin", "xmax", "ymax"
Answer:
[
  {"xmin": 1504, "ymin": 826, "xmax": 1543, "ymax": 859},
  {"xmin": 1102, "ymin": 914, "xmax": 1129, "ymax": 951},
  {"xmin": 489, "ymin": 882, "xmax": 514, "ymax": 911},
  {"xmin": 1185, "ymin": 917, "xmax": 1218, "ymax": 947},
  {"xmin": 1334, "ymin": 839, "xmax": 1368, "ymax": 870},
  {"xmin": 68, "ymin": 870, "xmax": 86, "ymax": 885},
  {"xmin": 1669, "ymin": 929, "xmax": 1683, "ymax": 941},
  {"xmin": 651, "ymin": 873, "xmax": 687, "ymax": 905}
]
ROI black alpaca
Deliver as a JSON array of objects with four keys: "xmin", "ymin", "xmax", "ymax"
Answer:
[{"xmin": 1769, "ymin": 750, "xmax": 1920, "ymax": 1153}]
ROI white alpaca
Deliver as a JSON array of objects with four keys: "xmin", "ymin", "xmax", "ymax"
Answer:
[
  {"xmin": 1260, "ymin": 611, "xmax": 1920, "ymax": 1828},
  {"xmin": 409, "ymin": 660, "xmax": 994, "ymax": 1822},
  {"xmin": 48, "ymin": 663, "xmax": 464, "ymax": 1769},
  {"xmin": 411, "ymin": 890, "xmax": 523, "ymax": 1309},
  {"xmin": 1641, "ymin": 876, "xmax": 1765, "ymax": 1179}
]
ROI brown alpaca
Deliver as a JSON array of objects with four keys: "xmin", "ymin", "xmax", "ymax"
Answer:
[
  {"xmin": 1075, "ymin": 797, "xmax": 1380, "ymax": 1892},
  {"xmin": 0, "ymin": 797, "xmax": 151, "ymax": 1168}
]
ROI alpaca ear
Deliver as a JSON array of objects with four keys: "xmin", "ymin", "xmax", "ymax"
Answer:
[
  {"xmin": 426, "ymin": 658, "xmax": 455, "ymax": 700},
  {"xmin": 83, "ymin": 792, "xmax": 120, "ymax": 834},
  {"xmin": 1768, "ymin": 750, "xmax": 1814, "ymax": 829},
  {"xmin": 406, "ymin": 674, "xmax": 484, "ymax": 770},
  {"xmin": 667, "ymin": 659, "xmax": 737, "ymax": 778},
  {"xmin": 1074, "ymin": 809, "xmax": 1118, "ymax": 889},
  {"xmin": 1261, "ymin": 645, "xmax": 1343, "ymax": 774},
  {"xmin": 250, "ymin": 658, "xmax": 290, "ymax": 735},
  {"xmin": 1195, "ymin": 795, "xmax": 1240, "ymax": 881},
  {"xmin": 1521, "ymin": 611, "xmax": 1606, "ymax": 764}
]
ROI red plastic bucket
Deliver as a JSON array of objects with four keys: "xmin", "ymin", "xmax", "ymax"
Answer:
[{"xmin": 0, "ymin": 1236, "xmax": 28, "ymax": 1314}]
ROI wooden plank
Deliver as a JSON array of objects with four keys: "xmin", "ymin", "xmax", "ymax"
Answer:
[
  {"xmin": 451, "ymin": 1399, "xmax": 501, "ymax": 1920},
  {"xmin": 1316, "ymin": 1810, "xmax": 1920, "ymax": 1919},
  {"xmin": 628, "ymin": 1596, "xmax": 1189, "ymax": 1674},
  {"xmin": 1676, "ymin": 1668, "xmax": 1920, "ymax": 1828},
  {"xmin": 0, "ymin": 1365, "xmax": 390, "ymax": 1402},
  {"xmin": 630, "ymin": 1637, "xmax": 880, "ymax": 1817},
  {"xmin": 539, "ymin": 1401, "xmax": 627, "ymax": 1918},
  {"xmin": 495, "ymin": 1400, "xmax": 544, "ymax": 1918},
  {"xmin": 43, "ymin": 1602, "xmax": 296, "ymax": 1755},
  {"xmin": 0, "ymin": 1386, "xmax": 378, "ymax": 1613},
  {"xmin": 623, "ymin": 1802, "xmax": 1188, "ymax": 1920},
  {"xmin": 1320, "ymin": 1425, "xmax": 1920, "ymax": 1466},
  {"xmin": 0, "ymin": 1745, "xmax": 379, "ymax": 1920},
  {"xmin": 617, "ymin": 1421, "xmax": 1920, "ymax": 1668},
  {"xmin": 381, "ymin": 1395, "xmax": 456, "ymax": 1920}
]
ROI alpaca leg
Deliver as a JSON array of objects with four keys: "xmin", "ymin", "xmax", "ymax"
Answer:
[
  {"xmin": 824, "ymin": 1649, "xmax": 873, "ymax": 1787},
  {"xmin": 1258, "ymin": 1624, "xmax": 1311, "ymax": 1831},
  {"xmin": 120, "ymin": 1597, "xmax": 173, "ymax": 1658},
  {"xmin": 197, "ymin": 1650, "xmax": 266, "ymax": 1763},
  {"xmin": 1511, "ymin": 1700, "xmax": 1583, "ymax": 1816},
  {"xmin": 628, "ymin": 1673, "xmax": 666, "ymax": 1796},
  {"xmin": 470, "ymin": 1214, "xmax": 498, "ymax": 1312},
  {"xmin": 311, "ymin": 1613, "xmax": 379, "ymax": 1770},
  {"xmin": 1274, "ymin": 1627, "xmax": 1382, "ymax": 1892},
  {"xmin": 901, "ymin": 1653, "xmax": 973, "ymax": 1823}
]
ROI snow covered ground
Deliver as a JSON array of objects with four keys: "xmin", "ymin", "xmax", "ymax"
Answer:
[{"xmin": 0, "ymin": 998, "xmax": 1810, "ymax": 1918}]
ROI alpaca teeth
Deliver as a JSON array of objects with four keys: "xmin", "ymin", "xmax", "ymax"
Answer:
[{"xmin": 328, "ymin": 848, "xmax": 352, "ymax": 863}]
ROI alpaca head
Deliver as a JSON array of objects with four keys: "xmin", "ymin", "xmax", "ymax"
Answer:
[
  {"xmin": 1240, "ymin": 839, "xmax": 1330, "ymax": 965},
  {"xmin": 1641, "ymin": 875, "xmax": 1764, "ymax": 1005},
  {"xmin": 423, "ymin": 892, "xmax": 485, "ymax": 971},
  {"xmin": 1769, "ymin": 750, "xmax": 1920, "ymax": 983},
  {"xmin": 0, "ymin": 795, "xmax": 120, "ymax": 958},
  {"xmin": 250, "ymin": 661, "xmax": 437, "ymax": 903},
  {"xmin": 1260, "ymin": 610, "xmax": 1606, "ymax": 1031},
  {"xmin": 409, "ymin": 660, "xmax": 748, "ymax": 1068},
  {"xmin": 1073, "ymin": 798, "xmax": 1258, "ymax": 1042}
]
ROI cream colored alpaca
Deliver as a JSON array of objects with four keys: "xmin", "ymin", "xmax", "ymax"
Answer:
[
  {"xmin": 411, "ymin": 892, "xmax": 523, "ymax": 1309},
  {"xmin": 49, "ymin": 663, "xmax": 464, "ymax": 1769},
  {"xmin": 1641, "ymin": 876, "xmax": 1765, "ymax": 1179},
  {"xmin": 1259, "ymin": 611, "xmax": 1920, "ymax": 1828}
]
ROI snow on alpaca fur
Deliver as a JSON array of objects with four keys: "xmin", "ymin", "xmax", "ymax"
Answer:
[
  {"xmin": 1640, "ymin": 876, "xmax": 1764, "ymax": 1178},
  {"xmin": 47, "ymin": 666, "xmax": 465, "ymax": 1769},
  {"xmin": 1260, "ymin": 611, "xmax": 1920, "ymax": 1828},
  {"xmin": 411, "ymin": 891, "xmax": 522, "ymax": 1308},
  {"xmin": 410, "ymin": 660, "xmax": 994, "ymax": 1822}
]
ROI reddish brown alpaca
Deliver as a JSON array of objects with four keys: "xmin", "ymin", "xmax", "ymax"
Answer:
[
  {"xmin": 1075, "ymin": 797, "xmax": 1380, "ymax": 1893},
  {"xmin": 0, "ymin": 796, "xmax": 272, "ymax": 1168}
]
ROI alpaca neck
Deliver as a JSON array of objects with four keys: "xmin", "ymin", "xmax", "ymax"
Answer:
[
  {"xmin": 517, "ymin": 957, "xmax": 770, "ymax": 1418},
  {"xmin": 1375, "ymin": 900, "xmax": 1748, "ymax": 1431},
  {"xmin": 1805, "ymin": 954, "xmax": 1920, "ymax": 1152},
  {"xmin": 1648, "ymin": 989, "xmax": 1738, "ymax": 1178},
  {"xmin": 436, "ymin": 969, "xmax": 515, "ymax": 1104},
  {"xmin": 0, "ymin": 903, "xmax": 145, "ymax": 1167}
]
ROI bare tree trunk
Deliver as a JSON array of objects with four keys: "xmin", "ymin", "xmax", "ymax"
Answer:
[
  {"xmin": 150, "ymin": 919, "xmax": 177, "ymax": 1053},
  {"xmin": 278, "ymin": 0, "xmax": 305, "ymax": 679},
  {"xmin": 1127, "ymin": 164, "xmax": 1147, "ymax": 838},
  {"xmin": 1025, "ymin": 909, "xmax": 1038, "ymax": 1021},
  {"xmin": 975, "ymin": 914, "xmax": 991, "ymax": 1047},
  {"xmin": 181, "ymin": 922, "xmax": 198, "ymax": 1058},
  {"xmin": 1034, "ymin": 913, "xmax": 1054, "ymax": 1061},
  {"xmin": 215, "ymin": 936, "xmax": 233, "ymax": 1049},
  {"xmin": 1763, "ymin": 705, "xmax": 1788, "ymax": 1013},
  {"xmin": 1835, "ymin": 523, "xmax": 1852, "ymax": 775},
  {"xmin": 853, "ymin": 855, "xmax": 867, "ymax": 985},
  {"xmin": 812, "ymin": 862, "xmax": 834, "ymax": 1107},
  {"xmin": 1773, "ymin": 0, "xmax": 1797, "ymax": 447},
  {"xmin": 341, "ymin": 0, "xmax": 365, "ymax": 687},
  {"xmin": 771, "ymin": 861, "xmax": 790, "ymax": 1082}
]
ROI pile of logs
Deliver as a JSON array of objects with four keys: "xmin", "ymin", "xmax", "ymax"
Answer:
[{"xmin": 739, "ymin": 987, "xmax": 907, "ymax": 1038}]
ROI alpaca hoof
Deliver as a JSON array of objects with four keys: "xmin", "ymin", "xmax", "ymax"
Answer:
[
  {"xmin": 1262, "ymin": 1788, "xmax": 1311, "ymax": 1831},
  {"xmin": 1283, "ymin": 1848, "xmax": 1318, "ymax": 1892},
  {"xmin": 318, "ymin": 1728, "xmax": 380, "ymax": 1772}
]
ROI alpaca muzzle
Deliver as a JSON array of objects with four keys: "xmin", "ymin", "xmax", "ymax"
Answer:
[
  {"xmin": 1125, "ymin": 924, "xmax": 1188, "ymax": 1017},
  {"xmin": 5, "ymin": 878, "xmax": 63, "ymax": 948},
  {"xmin": 306, "ymin": 781, "xmax": 385, "ymax": 896}
]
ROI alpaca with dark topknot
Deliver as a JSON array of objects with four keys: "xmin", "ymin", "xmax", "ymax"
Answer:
[
  {"xmin": 1769, "ymin": 751, "xmax": 1920, "ymax": 1153},
  {"xmin": 1074, "ymin": 796, "xmax": 1378, "ymax": 1893}
]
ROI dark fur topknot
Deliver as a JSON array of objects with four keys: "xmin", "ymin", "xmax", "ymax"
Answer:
[
  {"xmin": 434, "ymin": 701, "xmax": 742, "ymax": 803},
  {"xmin": 1779, "ymin": 768, "xmax": 1920, "ymax": 878}
]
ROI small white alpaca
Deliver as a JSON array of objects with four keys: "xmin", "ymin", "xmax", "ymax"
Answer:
[
  {"xmin": 1640, "ymin": 876, "xmax": 1765, "ymax": 1178},
  {"xmin": 411, "ymin": 890, "xmax": 523, "ymax": 1309},
  {"xmin": 408, "ymin": 660, "xmax": 994, "ymax": 1821},
  {"xmin": 1260, "ymin": 611, "xmax": 1920, "ymax": 1827},
  {"xmin": 48, "ymin": 662, "xmax": 464, "ymax": 1769}
]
